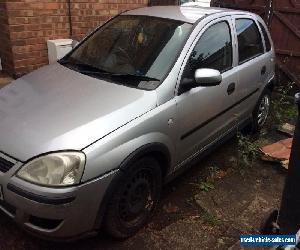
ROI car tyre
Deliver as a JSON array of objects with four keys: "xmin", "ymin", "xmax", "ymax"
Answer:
[
  {"xmin": 251, "ymin": 88, "xmax": 271, "ymax": 133},
  {"xmin": 104, "ymin": 156, "xmax": 162, "ymax": 239}
]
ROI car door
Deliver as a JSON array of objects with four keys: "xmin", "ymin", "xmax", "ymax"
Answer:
[
  {"xmin": 174, "ymin": 17, "xmax": 239, "ymax": 167},
  {"xmin": 232, "ymin": 16, "xmax": 271, "ymax": 122}
]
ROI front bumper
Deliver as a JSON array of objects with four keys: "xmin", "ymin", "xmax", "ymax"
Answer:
[{"xmin": 0, "ymin": 153, "xmax": 118, "ymax": 240}]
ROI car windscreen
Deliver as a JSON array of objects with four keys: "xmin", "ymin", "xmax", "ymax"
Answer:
[{"xmin": 60, "ymin": 15, "xmax": 192, "ymax": 90}]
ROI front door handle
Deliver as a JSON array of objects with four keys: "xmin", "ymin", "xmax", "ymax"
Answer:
[
  {"xmin": 261, "ymin": 65, "xmax": 267, "ymax": 75},
  {"xmin": 227, "ymin": 82, "xmax": 235, "ymax": 95}
]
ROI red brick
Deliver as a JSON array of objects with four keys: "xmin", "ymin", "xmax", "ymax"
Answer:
[
  {"xmin": 10, "ymin": 24, "xmax": 25, "ymax": 32},
  {"xmin": 44, "ymin": 3, "xmax": 60, "ymax": 10},
  {"xmin": 1, "ymin": 0, "xmax": 149, "ymax": 76}
]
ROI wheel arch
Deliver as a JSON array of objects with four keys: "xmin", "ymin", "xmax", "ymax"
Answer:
[
  {"xmin": 118, "ymin": 142, "xmax": 171, "ymax": 179},
  {"xmin": 266, "ymin": 76, "xmax": 276, "ymax": 92},
  {"xmin": 93, "ymin": 142, "xmax": 171, "ymax": 230}
]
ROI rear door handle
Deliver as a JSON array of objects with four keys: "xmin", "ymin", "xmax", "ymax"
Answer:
[
  {"xmin": 261, "ymin": 65, "xmax": 267, "ymax": 75},
  {"xmin": 227, "ymin": 82, "xmax": 235, "ymax": 95}
]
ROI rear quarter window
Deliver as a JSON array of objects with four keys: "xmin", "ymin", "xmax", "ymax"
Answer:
[{"xmin": 236, "ymin": 18, "xmax": 264, "ymax": 64}]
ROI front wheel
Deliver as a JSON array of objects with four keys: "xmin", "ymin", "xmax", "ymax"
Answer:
[
  {"xmin": 104, "ymin": 157, "xmax": 162, "ymax": 239},
  {"xmin": 251, "ymin": 89, "xmax": 271, "ymax": 133}
]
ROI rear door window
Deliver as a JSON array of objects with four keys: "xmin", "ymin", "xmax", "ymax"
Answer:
[{"xmin": 236, "ymin": 18, "xmax": 264, "ymax": 64}]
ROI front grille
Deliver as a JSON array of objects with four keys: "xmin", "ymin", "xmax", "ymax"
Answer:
[{"xmin": 0, "ymin": 156, "xmax": 14, "ymax": 173}]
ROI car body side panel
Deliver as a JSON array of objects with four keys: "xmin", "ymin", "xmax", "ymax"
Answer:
[
  {"xmin": 234, "ymin": 53, "xmax": 271, "ymax": 121},
  {"xmin": 255, "ymin": 15, "xmax": 276, "ymax": 85},
  {"xmin": 82, "ymin": 99, "xmax": 178, "ymax": 182},
  {"xmin": 173, "ymin": 16, "xmax": 239, "ymax": 165},
  {"xmin": 231, "ymin": 14, "xmax": 275, "ymax": 121},
  {"xmin": 174, "ymin": 70, "xmax": 240, "ymax": 166}
]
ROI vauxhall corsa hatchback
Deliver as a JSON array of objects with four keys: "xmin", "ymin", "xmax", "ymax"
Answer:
[{"xmin": 0, "ymin": 6, "xmax": 275, "ymax": 240}]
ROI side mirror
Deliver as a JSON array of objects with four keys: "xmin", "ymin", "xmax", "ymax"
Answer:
[
  {"xmin": 72, "ymin": 40, "xmax": 79, "ymax": 49},
  {"xmin": 179, "ymin": 68, "xmax": 222, "ymax": 94},
  {"xmin": 195, "ymin": 68, "xmax": 222, "ymax": 87}
]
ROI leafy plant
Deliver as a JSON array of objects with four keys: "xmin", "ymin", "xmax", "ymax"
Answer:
[
  {"xmin": 185, "ymin": 197, "xmax": 195, "ymax": 206},
  {"xmin": 203, "ymin": 212, "xmax": 222, "ymax": 226},
  {"xmin": 272, "ymin": 82, "xmax": 297, "ymax": 124},
  {"xmin": 237, "ymin": 132, "xmax": 260, "ymax": 171},
  {"xmin": 208, "ymin": 165, "xmax": 220, "ymax": 178},
  {"xmin": 189, "ymin": 180, "xmax": 215, "ymax": 192},
  {"xmin": 199, "ymin": 181, "xmax": 215, "ymax": 192}
]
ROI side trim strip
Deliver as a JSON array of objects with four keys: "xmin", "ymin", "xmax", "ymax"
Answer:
[
  {"xmin": 7, "ymin": 184, "xmax": 75, "ymax": 205},
  {"xmin": 180, "ymin": 88, "xmax": 259, "ymax": 140}
]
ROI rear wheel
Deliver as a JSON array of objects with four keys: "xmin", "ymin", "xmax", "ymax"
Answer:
[
  {"xmin": 251, "ymin": 88, "xmax": 271, "ymax": 133},
  {"xmin": 104, "ymin": 157, "xmax": 162, "ymax": 239}
]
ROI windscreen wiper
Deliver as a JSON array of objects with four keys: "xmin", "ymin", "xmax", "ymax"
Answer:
[
  {"xmin": 107, "ymin": 73, "xmax": 160, "ymax": 82},
  {"xmin": 60, "ymin": 59, "xmax": 159, "ymax": 82},
  {"xmin": 59, "ymin": 60, "xmax": 108, "ymax": 73},
  {"xmin": 78, "ymin": 70, "xmax": 159, "ymax": 82}
]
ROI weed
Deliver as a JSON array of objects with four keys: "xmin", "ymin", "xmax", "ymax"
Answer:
[
  {"xmin": 199, "ymin": 181, "xmax": 215, "ymax": 192},
  {"xmin": 189, "ymin": 180, "xmax": 215, "ymax": 192},
  {"xmin": 208, "ymin": 165, "xmax": 220, "ymax": 177},
  {"xmin": 203, "ymin": 212, "xmax": 222, "ymax": 226},
  {"xmin": 234, "ymin": 82, "xmax": 297, "ymax": 173},
  {"xmin": 272, "ymin": 82, "xmax": 297, "ymax": 124},
  {"xmin": 185, "ymin": 197, "xmax": 194, "ymax": 206},
  {"xmin": 237, "ymin": 132, "xmax": 260, "ymax": 172}
]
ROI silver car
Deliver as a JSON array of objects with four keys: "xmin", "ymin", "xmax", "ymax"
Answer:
[{"xmin": 0, "ymin": 6, "xmax": 275, "ymax": 240}]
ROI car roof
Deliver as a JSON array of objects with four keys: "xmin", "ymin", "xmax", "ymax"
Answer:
[{"xmin": 123, "ymin": 6, "xmax": 247, "ymax": 24}]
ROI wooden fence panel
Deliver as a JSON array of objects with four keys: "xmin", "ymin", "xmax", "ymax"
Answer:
[
  {"xmin": 271, "ymin": 0, "xmax": 300, "ymax": 85},
  {"xmin": 212, "ymin": 0, "xmax": 270, "ymax": 21}
]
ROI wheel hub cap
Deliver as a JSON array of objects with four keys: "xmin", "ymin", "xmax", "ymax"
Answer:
[
  {"xmin": 119, "ymin": 171, "xmax": 154, "ymax": 222},
  {"xmin": 257, "ymin": 95, "xmax": 270, "ymax": 127}
]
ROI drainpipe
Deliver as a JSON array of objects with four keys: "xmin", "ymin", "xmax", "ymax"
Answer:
[
  {"xmin": 266, "ymin": 0, "xmax": 274, "ymax": 29},
  {"xmin": 67, "ymin": 0, "xmax": 73, "ymax": 38}
]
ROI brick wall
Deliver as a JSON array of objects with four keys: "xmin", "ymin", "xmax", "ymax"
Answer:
[
  {"xmin": 5, "ymin": 1, "xmax": 70, "ymax": 77},
  {"xmin": 71, "ymin": 0, "xmax": 148, "ymax": 40},
  {"xmin": 0, "ymin": 0, "xmax": 148, "ymax": 77},
  {"xmin": 0, "ymin": 2, "xmax": 14, "ymax": 74}
]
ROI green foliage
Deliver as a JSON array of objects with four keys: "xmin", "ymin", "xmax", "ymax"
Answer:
[
  {"xmin": 189, "ymin": 180, "xmax": 215, "ymax": 192},
  {"xmin": 199, "ymin": 181, "xmax": 215, "ymax": 192},
  {"xmin": 272, "ymin": 82, "xmax": 297, "ymax": 124},
  {"xmin": 203, "ymin": 212, "xmax": 222, "ymax": 226},
  {"xmin": 185, "ymin": 197, "xmax": 194, "ymax": 206},
  {"xmin": 237, "ymin": 132, "xmax": 260, "ymax": 171},
  {"xmin": 208, "ymin": 165, "xmax": 220, "ymax": 177}
]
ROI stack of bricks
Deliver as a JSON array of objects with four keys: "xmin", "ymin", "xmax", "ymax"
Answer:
[{"xmin": 0, "ymin": 0, "xmax": 148, "ymax": 78}]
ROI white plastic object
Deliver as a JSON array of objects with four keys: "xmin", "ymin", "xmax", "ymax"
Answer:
[{"xmin": 47, "ymin": 39, "xmax": 73, "ymax": 64}]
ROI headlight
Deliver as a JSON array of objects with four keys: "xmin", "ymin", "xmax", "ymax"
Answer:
[{"xmin": 17, "ymin": 152, "xmax": 86, "ymax": 187}]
